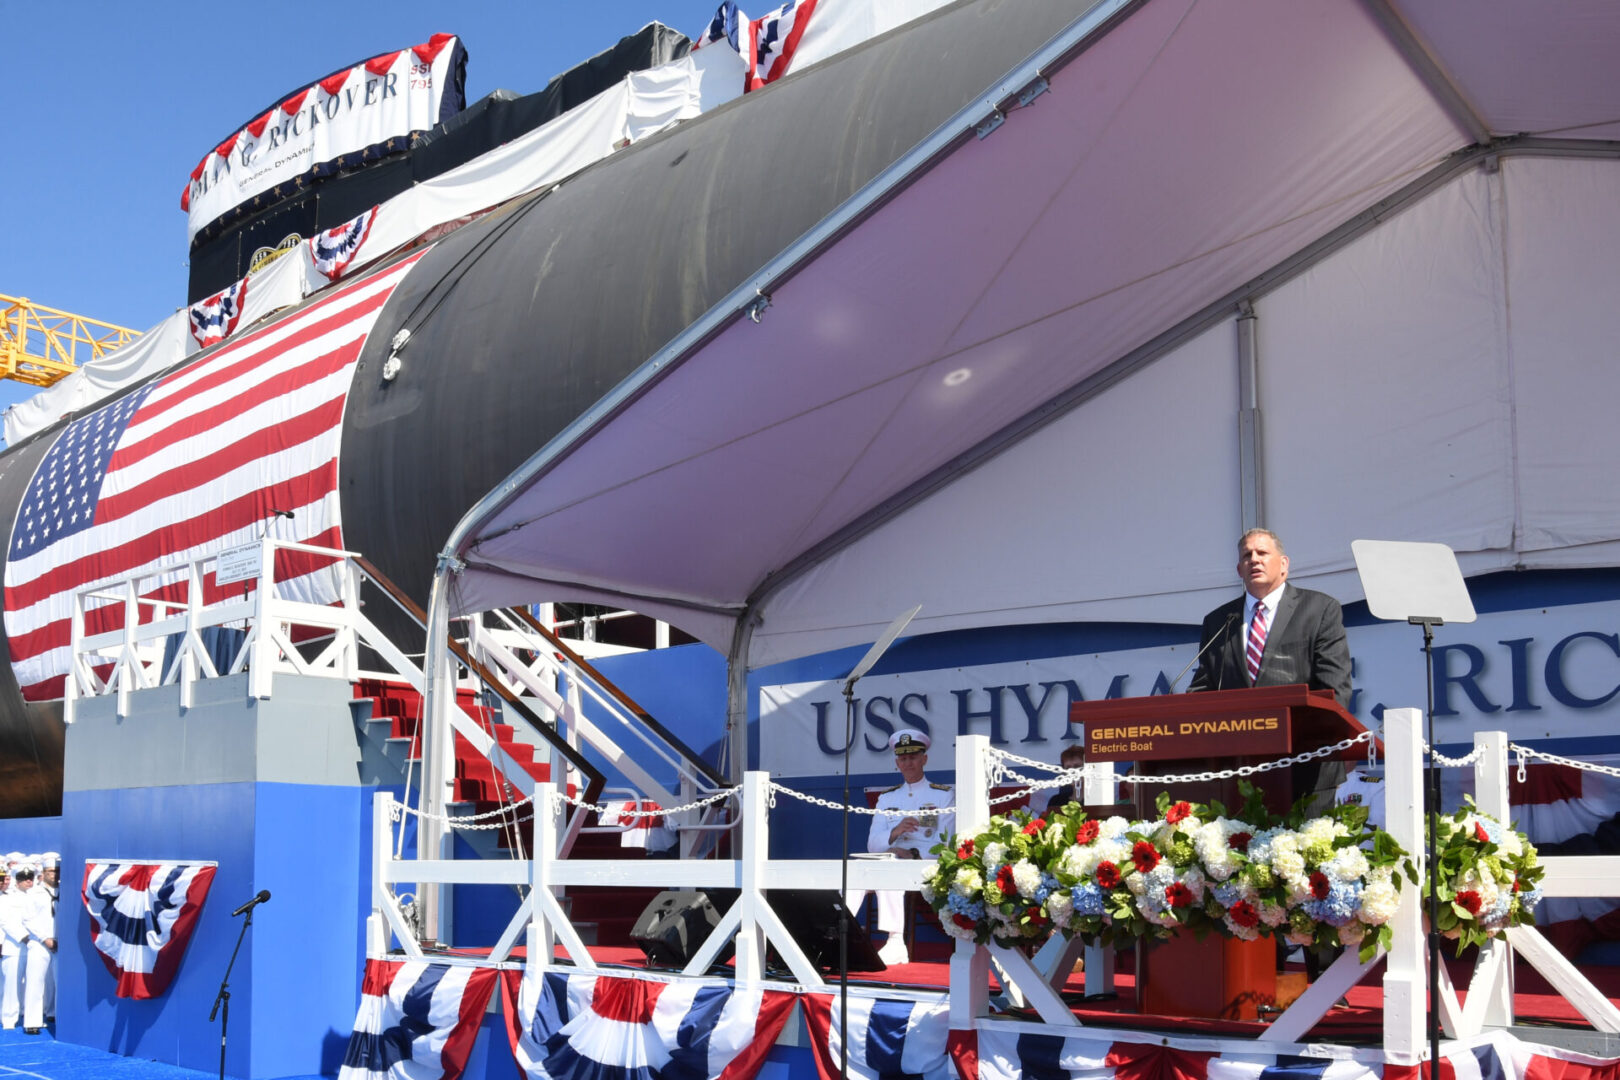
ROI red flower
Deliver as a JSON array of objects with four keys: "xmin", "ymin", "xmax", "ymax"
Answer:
[
  {"xmin": 1027, "ymin": 906, "xmax": 1048, "ymax": 925},
  {"xmin": 957, "ymin": 839, "xmax": 975, "ymax": 860},
  {"xmin": 1023, "ymin": 818, "xmax": 1048, "ymax": 836},
  {"xmin": 1164, "ymin": 881, "xmax": 1193, "ymax": 908},
  {"xmin": 1227, "ymin": 899, "xmax": 1260, "ymax": 928},
  {"xmin": 1310, "ymin": 871, "xmax": 1331, "ymax": 900},
  {"xmin": 1132, "ymin": 840, "xmax": 1161, "ymax": 874},
  {"xmin": 1474, "ymin": 821, "xmax": 1491, "ymax": 843},
  {"xmin": 996, "ymin": 865, "xmax": 1016, "ymax": 894},
  {"xmin": 953, "ymin": 913, "xmax": 977, "ymax": 930},
  {"xmin": 1165, "ymin": 801, "xmax": 1192, "ymax": 824},
  {"xmin": 1512, "ymin": 878, "xmax": 1522, "ymax": 894},
  {"xmin": 1075, "ymin": 820, "xmax": 1100, "ymax": 844},
  {"xmin": 1095, "ymin": 861, "xmax": 1122, "ymax": 888},
  {"xmin": 1228, "ymin": 831, "xmax": 1253, "ymax": 853},
  {"xmin": 1457, "ymin": 890, "xmax": 1483, "ymax": 915}
]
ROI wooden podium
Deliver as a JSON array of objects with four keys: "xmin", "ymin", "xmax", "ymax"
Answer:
[{"xmin": 1068, "ymin": 685, "xmax": 1370, "ymax": 1020}]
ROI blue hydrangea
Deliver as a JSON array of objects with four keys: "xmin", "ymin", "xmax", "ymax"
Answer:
[
  {"xmin": 1212, "ymin": 881, "xmax": 1248, "ymax": 907},
  {"xmin": 1519, "ymin": 886, "xmax": 1543, "ymax": 911},
  {"xmin": 946, "ymin": 892, "xmax": 986, "ymax": 920},
  {"xmin": 1033, "ymin": 872, "xmax": 1060, "ymax": 904},
  {"xmin": 1303, "ymin": 879, "xmax": 1363, "ymax": 927},
  {"xmin": 1071, "ymin": 882, "xmax": 1105, "ymax": 917}
]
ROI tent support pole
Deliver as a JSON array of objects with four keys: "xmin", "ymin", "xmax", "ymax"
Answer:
[
  {"xmin": 725, "ymin": 609, "xmax": 757, "ymax": 784},
  {"xmin": 419, "ymin": 558, "xmax": 460, "ymax": 944},
  {"xmin": 1236, "ymin": 300, "xmax": 1264, "ymax": 530}
]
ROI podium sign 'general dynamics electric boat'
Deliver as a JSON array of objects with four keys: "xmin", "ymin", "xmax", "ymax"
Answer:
[
  {"xmin": 1070, "ymin": 685, "xmax": 1365, "ymax": 765},
  {"xmin": 1080, "ymin": 713, "xmax": 1289, "ymax": 761}
]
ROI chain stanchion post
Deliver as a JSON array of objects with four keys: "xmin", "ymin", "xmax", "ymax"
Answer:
[
  {"xmin": 950, "ymin": 734, "xmax": 991, "ymax": 1031},
  {"xmin": 1382, "ymin": 707, "xmax": 1425, "ymax": 1065},
  {"xmin": 1473, "ymin": 731, "xmax": 1515, "ymax": 1029}
]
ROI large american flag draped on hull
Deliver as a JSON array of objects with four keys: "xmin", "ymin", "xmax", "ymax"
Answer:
[{"xmin": 3, "ymin": 251, "xmax": 426, "ymax": 700}]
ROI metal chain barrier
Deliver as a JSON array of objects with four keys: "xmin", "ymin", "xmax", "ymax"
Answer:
[
  {"xmin": 766, "ymin": 781, "xmax": 934, "ymax": 816},
  {"xmin": 1509, "ymin": 742, "xmax": 1620, "ymax": 784},
  {"xmin": 548, "ymin": 786, "xmax": 739, "ymax": 818},
  {"xmin": 390, "ymin": 786, "xmax": 740, "ymax": 829},
  {"xmin": 389, "ymin": 794, "xmax": 538, "ymax": 830},
  {"xmin": 1423, "ymin": 742, "xmax": 1483, "ymax": 768}
]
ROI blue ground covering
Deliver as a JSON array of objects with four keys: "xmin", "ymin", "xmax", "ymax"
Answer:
[{"xmin": 0, "ymin": 1023, "xmax": 324, "ymax": 1079}]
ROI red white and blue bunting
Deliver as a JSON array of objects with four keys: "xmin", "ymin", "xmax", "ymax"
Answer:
[
  {"xmin": 188, "ymin": 279, "xmax": 249, "ymax": 347},
  {"xmin": 310, "ymin": 208, "xmax": 380, "ymax": 281},
  {"xmin": 81, "ymin": 860, "xmax": 217, "ymax": 999},
  {"xmin": 499, "ymin": 968, "xmax": 796, "ymax": 1080},
  {"xmin": 338, "ymin": 959, "xmax": 499, "ymax": 1080},
  {"xmin": 802, "ymin": 993, "xmax": 952, "ymax": 1080}
]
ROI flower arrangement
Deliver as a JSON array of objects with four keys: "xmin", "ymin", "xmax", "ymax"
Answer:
[
  {"xmin": 922, "ymin": 780, "xmax": 1537, "ymax": 961},
  {"xmin": 1425, "ymin": 799, "xmax": 1544, "ymax": 952}
]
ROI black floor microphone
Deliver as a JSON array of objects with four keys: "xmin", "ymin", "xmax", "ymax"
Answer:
[{"xmin": 231, "ymin": 890, "xmax": 271, "ymax": 917}]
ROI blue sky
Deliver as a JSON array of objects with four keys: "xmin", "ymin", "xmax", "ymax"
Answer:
[{"xmin": 0, "ymin": 1, "xmax": 725, "ymax": 426}]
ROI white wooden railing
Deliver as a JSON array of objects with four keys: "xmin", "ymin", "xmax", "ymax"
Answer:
[{"xmin": 365, "ymin": 711, "xmax": 1620, "ymax": 1064}]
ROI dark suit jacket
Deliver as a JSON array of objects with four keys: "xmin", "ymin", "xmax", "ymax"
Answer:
[
  {"xmin": 1187, "ymin": 584, "xmax": 1353, "ymax": 809},
  {"xmin": 1188, "ymin": 584, "xmax": 1351, "ymax": 705}
]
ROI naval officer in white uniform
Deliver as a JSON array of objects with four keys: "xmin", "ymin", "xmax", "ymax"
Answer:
[{"xmin": 848, "ymin": 728, "xmax": 954, "ymax": 966}]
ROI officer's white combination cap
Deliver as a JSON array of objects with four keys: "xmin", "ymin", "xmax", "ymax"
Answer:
[{"xmin": 889, "ymin": 729, "xmax": 930, "ymax": 754}]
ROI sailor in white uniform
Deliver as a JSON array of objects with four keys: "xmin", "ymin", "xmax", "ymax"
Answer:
[
  {"xmin": 0, "ymin": 864, "xmax": 34, "ymax": 1031},
  {"xmin": 848, "ymin": 728, "xmax": 954, "ymax": 966},
  {"xmin": 22, "ymin": 855, "xmax": 56, "ymax": 1033}
]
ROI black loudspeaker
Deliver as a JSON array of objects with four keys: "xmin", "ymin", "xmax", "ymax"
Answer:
[
  {"xmin": 630, "ymin": 889, "xmax": 738, "ymax": 968},
  {"xmin": 766, "ymin": 889, "xmax": 886, "ymax": 974}
]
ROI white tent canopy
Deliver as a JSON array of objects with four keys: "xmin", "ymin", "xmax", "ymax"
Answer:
[{"xmin": 437, "ymin": 0, "xmax": 1620, "ymax": 705}]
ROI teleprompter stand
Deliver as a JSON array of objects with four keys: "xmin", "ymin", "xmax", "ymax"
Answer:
[{"xmin": 1352, "ymin": 539, "xmax": 1476, "ymax": 1080}]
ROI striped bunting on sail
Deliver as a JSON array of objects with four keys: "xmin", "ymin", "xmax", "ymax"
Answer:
[
  {"xmin": 81, "ymin": 860, "xmax": 217, "ymax": 999},
  {"xmin": 339, "ymin": 959, "xmax": 498, "ymax": 1080},
  {"xmin": 498, "ymin": 968, "xmax": 795, "ymax": 1080},
  {"xmin": 3, "ymin": 250, "xmax": 425, "ymax": 701},
  {"xmin": 801, "ymin": 993, "xmax": 951, "ymax": 1080}
]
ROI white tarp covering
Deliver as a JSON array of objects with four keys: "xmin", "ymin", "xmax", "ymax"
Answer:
[
  {"xmin": 447, "ymin": 0, "xmax": 1470, "ymax": 655},
  {"xmin": 748, "ymin": 156, "xmax": 1620, "ymax": 666}
]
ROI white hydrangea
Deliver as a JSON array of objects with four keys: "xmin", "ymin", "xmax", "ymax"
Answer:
[
  {"xmin": 1180, "ymin": 865, "xmax": 1207, "ymax": 902},
  {"xmin": 1046, "ymin": 890, "xmax": 1074, "ymax": 928},
  {"xmin": 1193, "ymin": 819, "xmax": 1241, "ymax": 882},
  {"xmin": 1326, "ymin": 845, "xmax": 1369, "ymax": 882},
  {"xmin": 1011, "ymin": 859, "xmax": 1044, "ymax": 899},
  {"xmin": 1259, "ymin": 901, "xmax": 1289, "ymax": 927},
  {"xmin": 954, "ymin": 868, "xmax": 983, "ymax": 896},
  {"xmin": 942, "ymin": 915, "xmax": 977, "ymax": 942},
  {"xmin": 1272, "ymin": 848, "xmax": 1307, "ymax": 882},
  {"xmin": 1338, "ymin": 922, "xmax": 1367, "ymax": 946},
  {"xmin": 921, "ymin": 881, "xmax": 936, "ymax": 904},
  {"xmin": 1098, "ymin": 816, "xmax": 1131, "ymax": 839},
  {"xmin": 1056, "ymin": 845, "xmax": 1088, "ymax": 879},
  {"xmin": 1043, "ymin": 822, "xmax": 1066, "ymax": 845},
  {"xmin": 1498, "ymin": 830, "xmax": 1524, "ymax": 857},
  {"xmin": 1357, "ymin": 877, "xmax": 1400, "ymax": 925},
  {"xmin": 1299, "ymin": 817, "xmax": 1347, "ymax": 845},
  {"xmin": 982, "ymin": 842, "xmax": 1008, "ymax": 869}
]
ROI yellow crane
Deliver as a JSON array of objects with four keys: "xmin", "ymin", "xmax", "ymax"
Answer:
[{"xmin": 0, "ymin": 295, "xmax": 141, "ymax": 388}]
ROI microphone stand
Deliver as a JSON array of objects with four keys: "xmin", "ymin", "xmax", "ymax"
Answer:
[
  {"xmin": 1168, "ymin": 611, "xmax": 1238, "ymax": 693},
  {"xmin": 210, "ymin": 905, "xmax": 256, "ymax": 1080}
]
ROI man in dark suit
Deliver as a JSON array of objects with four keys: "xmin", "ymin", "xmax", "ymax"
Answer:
[{"xmin": 1189, "ymin": 527, "xmax": 1352, "ymax": 810}]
